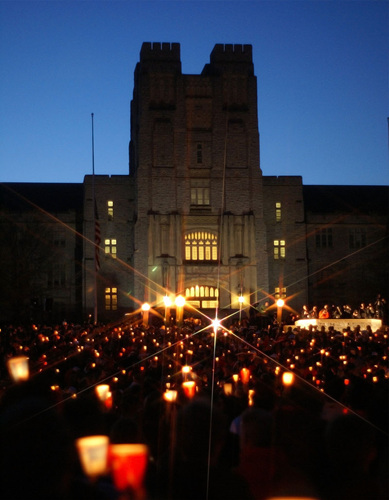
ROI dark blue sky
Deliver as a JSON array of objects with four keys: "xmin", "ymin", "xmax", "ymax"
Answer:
[{"xmin": 1, "ymin": 1, "xmax": 388, "ymax": 185}]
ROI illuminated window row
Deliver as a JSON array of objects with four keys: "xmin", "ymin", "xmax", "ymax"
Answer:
[
  {"xmin": 185, "ymin": 232, "xmax": 218, "ymax": 261},
  {"xmin": 276, "ymin": 202, "xmax": 282, "ymax": 222},
  {"xmin": 108, "ymin": 200, "xmax": 114, "ymax": 221},
  {"xmin": 185, "ymin": 286, "xmax": 219, "ymax": 299}
]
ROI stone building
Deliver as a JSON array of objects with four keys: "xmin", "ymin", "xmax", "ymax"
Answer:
[
  {"xmin": 130, "ymin": 42, "xmax": 268, "ymax": 314},
  {"xmin": 0, "ymin": 42, "xmax": 387, "ymax": 324}
]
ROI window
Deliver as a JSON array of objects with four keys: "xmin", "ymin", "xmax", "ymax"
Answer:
[
  {"xmin": 48, "ymin": 263, "xmax": 67, "ymax": 287},
  {"xmin": 185, "ymin": 285, "xmax": 219, "ymax": 309},
  {"xmin": 190, "ymin": 180, "xmax": 210, "ymax": 206},
  {"xmin": 275, "ymin": 287, "xmax": 286, "ymax": 299},
  {"xmin": 349, "ymin": 228, "xmax": 366, "ymax": 249},
  {"xmin": 274, "ymin": 240, "xmax": 285, "ymax": 259},
  {"xmin": 275, "ymin": 202, "xmax": 282, "ymax": 222},
  {"xmin": 105, "ymin": 239, "xmax": 117, "ymax": 258},
  {"xmin": 315, "ymin": 228, "xmax": 333, "ymax": 248},
  {"xmin": 185, "ymin": 232, "xmax": 218, "ymax": 261},
  {"xmin": 107, "ymin": 201, "xmax": 114, "ymax": 221},
  {"xmin": 53, "ymin": 230, "xmax": 66, "ymax": 247},
  {"xmin": 196, "ymin": 144, "xmax": 203, "ymax": 164},
  {"xmin": 105, "ymin": 287, "xmax": 118, "ymax": 310}
]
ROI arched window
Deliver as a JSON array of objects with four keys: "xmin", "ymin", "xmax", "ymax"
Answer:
[
  {"xmin": 184, "ymin": 231, "xmax": 218, "ymax": 261},
  {"xmin": 185, "ymin": 285, "xmax": 219, "ymax": 309}
]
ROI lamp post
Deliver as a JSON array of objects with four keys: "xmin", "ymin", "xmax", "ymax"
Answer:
[
  {"xmin": 238, "ymin": 294, "xmax": 244, "ymax": 325},
  {"xmin": 163, "ymin": 295, "xmax": 172, "ymax": 327},
  {"xmin": 276, "ymin": 298, "xmax": 285, "ymax": 325},
  {"xmin": 175, "ymin": 295, "xmax": 185, "ymax": 328},
  {"xmin": 141, "ymin": 302, "xmax": 150, "ymax": 327}
]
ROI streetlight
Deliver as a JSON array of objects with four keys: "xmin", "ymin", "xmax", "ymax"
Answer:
[
  {"xmin": 175, "ymin": 295, "xmax": 185, "ymax": 328},
  {"xmin": 238, "ymin": 294, "xmax": 244, "ymax": 324},
  {"xmin": 163, "ymin": 295, "xmax": 172, "ymax": 327},
  {"xmin": 276, "ymin": 298, "xmax": 285, "ymax": 325},
  {"xmin": 141, "ymin": 302, "xmax": 150, "ymax": 326}
]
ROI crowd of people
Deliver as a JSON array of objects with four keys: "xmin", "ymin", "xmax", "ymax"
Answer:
[
  {"xmin": 299, "ymin": 294, "xmax": 387, "ymax": 322},
  {"xmin": 0, "ymin": 306, "xmax": 388, "ymax": 500}
]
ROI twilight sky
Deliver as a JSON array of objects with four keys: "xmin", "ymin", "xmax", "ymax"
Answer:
[{"xmin": 0, "ymin": 0, "xmax": 388, "ymax": 186}]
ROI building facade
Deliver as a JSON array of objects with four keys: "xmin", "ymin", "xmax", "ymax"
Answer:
[{"xmin": 0, "ymin": 43, "xmax": 387, "ymax": 324}]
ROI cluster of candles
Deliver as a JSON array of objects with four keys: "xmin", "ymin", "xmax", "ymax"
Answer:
[
  {"xmin": 6, "ymin": 322, "xmax": 388, "ymax": 421},
  {"xmin": 4, "ymin": 358, "xmax": 148, "ymax": 496},
  {"xmin": 76, "ymin": 435, "xmax": 148, "ymax": 494}
]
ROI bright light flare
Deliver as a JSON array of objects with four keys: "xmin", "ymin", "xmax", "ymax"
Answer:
[
  {"xmin": 163, "ymin": 390, "xmax": 178, "ymax": 403},
  {"xmin": 211, "ymin": 318, "xmax": 221, "ymax": 333},
  {"xmin": 175, "ymin": 295, "xmax": 185, "ymax": 307},
  {"xmin": 282, "ymin": 371, "xmax": 294, "ymax": 386},
  {"xmin": 163, "ymin": 295, "xmax": 172, "ymax": 307}
]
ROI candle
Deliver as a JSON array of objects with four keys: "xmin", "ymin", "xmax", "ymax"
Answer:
[
  {"xmin": 223, "ymin": 383, "xmax": 233, "ymax": 396},
  {"xmin": 182, "ymin": 381, "xmax": 196, "ymax": 398},
  {"xmin": 95, "ymin": 384, "xmax": 110, "ymax": 401},
  {"xmin": 76, "ymin": 435, "xmax": 109, "ymax": 479},
  {"xmin": 240, "ymin": 368, "xmax": 250, "ymax": 384},
  {"xmin": 109, "ymin": 444, "xmax": 148, "ymax": 493},
  {"xmin": 163, "ymin": 390, "xmax": 178, "ymax": 403},
  {"xmin": 7, "ymin": 356, "xmax": 29, "ymax": 382},
  {"xmin": 282, "ymin": 371, "xmax": 294, "ymax": 386}
]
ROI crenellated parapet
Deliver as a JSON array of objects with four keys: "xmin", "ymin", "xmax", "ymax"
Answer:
[
  {"xmin": 210, "ymin": 44, "xmax": 253, "ymax": 63},
  {"xmin": 202, "ymin": 43, "xmax": 254, "ymax": 77},
  {"xmin": 140, "ymin": 42, "xmax": 181, "ymax": 66}
]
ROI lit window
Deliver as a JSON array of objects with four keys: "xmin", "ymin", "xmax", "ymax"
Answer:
[
  {"xmin": 185, "ymin": 232, "xmax": 218, "ymax": 261},
  {"xmin": 105, "ymin": 239, "xmax": 117, "ymax": 258},
  {"xmin": 107, "ymin": 201, "xmax": 114, "ymax": 221},
  {"xmin": 274, "ymin": 240, "xmax": 286, "ymax": 259},
  {"xmin": 185, "ymin": 285, "xmax": 219, "ymax": 309},
  {"xmin": 191, "ymin": 179, "xmax": 210, "ymax": 206},
  {"xmin": 349, "ymin": 228, "xmax": 366, "ymax": 249},
  {"xmin": 315, "ymin": 228, "xmax": 333, "ymax": 248},
  {"xmin": 105, "ymin": 287, "xmax": 118, "ymax": 310},
  {"xmin": 276, "ymin": 202, "xmax": 282, "ymax": 222},
  {"xmin": 274, "ymin": 287, "xmax": 286, "ymax": 298}
]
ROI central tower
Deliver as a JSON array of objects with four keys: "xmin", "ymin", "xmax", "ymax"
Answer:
[{"xmin": 130, "ymin": 42, "xmax": 268, "ymax": 313}]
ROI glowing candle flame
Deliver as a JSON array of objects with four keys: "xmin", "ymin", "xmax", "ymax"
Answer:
[
  {"xmin": 109, "ymin": 444, "xmax": 148, "ymax": 492},
  {"xmin": 163, "ymin": 390, "xmax": 178, "ymax": 403},
  {"xmin": 76, "ymin": 435, "xmax": 109, "ymax": 479},
  {"xmin": 7, "ymin": 356, "xmax": 29, "ymax": 382},
  {"xmin": 182, "ymin": 381, "xmax": 196, "ymax": 398},
  {"xmin": 282, "ymin": 371, "xmax": 294, "ymax": 386}
]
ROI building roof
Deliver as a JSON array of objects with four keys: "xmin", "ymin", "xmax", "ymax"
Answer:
[
  {"xmin": 0, "ymin": 182, "xmax": 84, "ymax": 213},
  {"xmin": 303, "ymin": 185, "xmax": 389, "ymax": 214}
]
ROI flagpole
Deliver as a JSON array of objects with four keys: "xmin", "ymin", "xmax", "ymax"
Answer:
[{"xmin": 92, "ymin": 113, "xmax": 98, "ymax": 325}]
